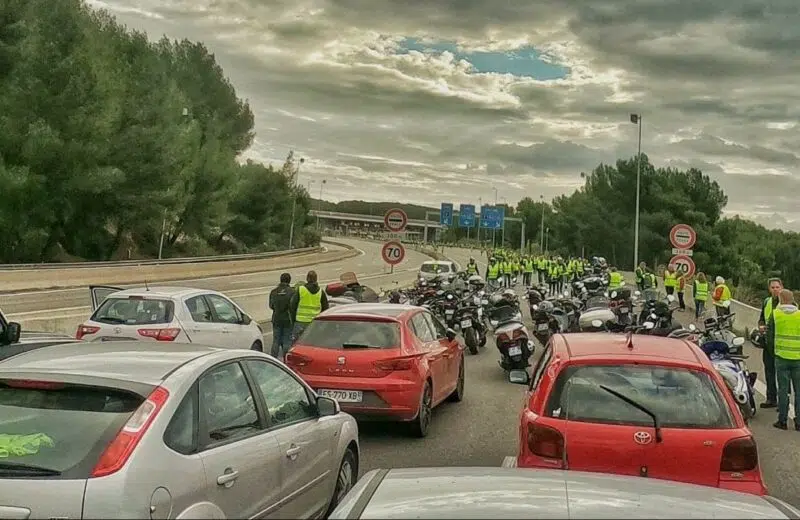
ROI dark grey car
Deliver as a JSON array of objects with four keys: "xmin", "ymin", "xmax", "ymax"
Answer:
[{"xmin": 330, "ymin": 467, "xmax": 800, "ymax": 519}]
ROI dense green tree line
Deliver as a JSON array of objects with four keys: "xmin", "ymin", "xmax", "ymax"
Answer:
[{"xmin": 0, "ymin": 0, "xmax": 316, "ymax": 263}]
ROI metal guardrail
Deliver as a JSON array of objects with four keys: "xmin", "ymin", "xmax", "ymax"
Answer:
[{"xmin": 0, "ymin": 246, "xmax": 322, "ymax": 271}]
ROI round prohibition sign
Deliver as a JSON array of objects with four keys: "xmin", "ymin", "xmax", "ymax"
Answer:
[
  {"xmin": 669, "ymin": 254, "xmax": 696, "ymax": 278},
  {"xmin": 381, "ymin": 241, "xmax": 405, "ymax": 265},
  {"xmin": 669, "ymin": 224, "xmax": 697, "ymax": 249},
  {"xmin": 384, "ymin": 208, "xmax": 408, "ymax": 232}
]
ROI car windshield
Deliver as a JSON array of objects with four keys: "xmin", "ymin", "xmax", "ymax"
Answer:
[
  {"xmin": 0, "ymin": 380, "xmax": 144, "ymax": 478},
  {"xmin": 420, "ymin": 263, "xmax": 450, "ymax": 273},
  {"xmin": 91, "ymin": 297, "xmax": 174, "ymax": 325},
  {"xmin": 298, "ymin": 319, "xmax": 401, "ymax": 348},
  {"xmin": 546, "ymin": 364, "xmax": 734, "ymax": 429}
]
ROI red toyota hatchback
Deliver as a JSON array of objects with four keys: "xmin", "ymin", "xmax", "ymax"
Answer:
[
  {"xmin": 508, "ymin": 333, "xmax": 767, "ymax": 495},
  {"xmin": 285, "ymin": 303, "xmax": 465, "ymax": 437}
]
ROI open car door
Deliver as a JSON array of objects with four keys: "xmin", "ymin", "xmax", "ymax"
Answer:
[{"xmin": 89, "ymin": 285, "xmax": 124, "ymax": 312}]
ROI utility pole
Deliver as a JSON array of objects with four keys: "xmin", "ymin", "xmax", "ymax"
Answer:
[
  {"xmin": 630, "ymin": 113, "xmax": 643, "ymax": 270},
  {"xmin": 288, "ymin": 157, "xmax": 305, "ymax": 248}
]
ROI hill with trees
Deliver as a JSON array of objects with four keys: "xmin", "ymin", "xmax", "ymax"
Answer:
[{"xmin": 0, "ymin": 0, "xmax": 317, "ymax": 263}]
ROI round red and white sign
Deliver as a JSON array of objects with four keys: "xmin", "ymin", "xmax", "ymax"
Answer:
[
  {"xmin": 669, "ymin": 254, "xmax": 696, "ymax": 278},
  {"xmin": 381, "ymin": 241, "xmax": 405, "ymax": 265},
  {"xmin": 669, "ymin": 224, "xmax": 696, "ymax": 249},
  {"xmin": 384, "ymin": 209, "xmax": 408, "ymax": 233}
]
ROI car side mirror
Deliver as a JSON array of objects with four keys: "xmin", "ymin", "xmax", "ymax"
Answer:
[
  {"xmin": 2, "ymin": 322, "xmax": 21, "ymax": 345},
  {"xmin": 316, "ymin": 396, "xmax": 340, "ymax": 417},
  {"xmin": 507, "ymin": 369, "xmax": 530, "ymax": 385},
  {"xmin": 446, "ymin": 328, "xmax": 457, "ymax": 341},
  {"xmin": 240, "ymin": 314, "xmax": 252, "ymax": 325}
]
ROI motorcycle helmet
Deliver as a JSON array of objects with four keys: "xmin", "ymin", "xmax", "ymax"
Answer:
[
  {"xmin": 468, "ymin": 275, "xmax": 484, "ymax": 287},
  {"xmin": 502, "ymin": 289, "xmax": 516, "ymax": 300},
  {"xmin": 538, "ymin": 300, "xmax": 554, "ymax": 314}
]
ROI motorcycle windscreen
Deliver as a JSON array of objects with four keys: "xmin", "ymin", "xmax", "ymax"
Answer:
[{"xmin": 490, "ymin": 305, "xmax": 521, "ymax": 323}]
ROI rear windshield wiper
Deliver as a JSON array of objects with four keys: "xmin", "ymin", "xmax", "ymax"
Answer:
[
  {"xmin": 341, "ymin": 343, "xmax": 380, "ymax": 349},
  {"xmin": 599, "ymin": 384, "xmax": 663, "ymax": 443},
  {"xmin": 95, "ymin": 317, "xmax": 126, "ymax": 324},
  {"xmin": 0, "ymin": 461, "xmax": 61, "ymax": 476}
]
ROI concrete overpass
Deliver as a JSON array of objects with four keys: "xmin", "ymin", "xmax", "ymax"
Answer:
[{"xmin": 310, "ymin": 210, "xmax": 444, "ymax": 230}]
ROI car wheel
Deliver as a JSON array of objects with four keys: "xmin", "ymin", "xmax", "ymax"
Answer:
[
  {"xmin": 250, "ymin": 340, "xmax": 263, "ymax": 352},
  {"xmin": 410, "ymin": 381, "xmax": 433, "ymax": 438},
  {"xmin": 326, "ymin": 448, "xmax": 357, "ymax": 516},
  {"xmin": 447, "ymin": 359, "xmax": 464, "ymax": 402}
]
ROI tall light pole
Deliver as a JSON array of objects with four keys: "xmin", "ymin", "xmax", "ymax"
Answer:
[
  {"xmin": 477, "ymin": 196, "xmax": 482, "ymax": 244},
  {"xmin": 288, "ymin": 157, "xmax": 305, "ymax": 248},
  {"xmin": 316, "ymin": 179, "xmax": 326, "ymax": 231},
  {"xmin": 492, "ymin": 187, "xmax": 498, "ymax": 247},
  {"xmin": 501, "ymin": 196, "xmax": 508, "ymax": 246},
  {"xmin": 539, "ymin": 195, "xmax": 545, "ymax": 252},
  {"xmin": 545, "ymin": 227, "xmax": 550, "ymax": 254},
  {"xmin": 630, "ymin": 113, "xmax": 642, "ymax": 270}
]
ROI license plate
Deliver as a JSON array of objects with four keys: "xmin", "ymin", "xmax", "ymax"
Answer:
[
  {"xmin": 461, "ymin": 319, "xmax": 472, "ymax": 328},
  {"xmin": 620, "ymin": 307, "xmax": 629, "ymax": 313},
  {"xmin": 537, "ymin": 323, "xmax": 549, "ymax": 331},
  {"xmin": 318, "ymin": 389, "xmax": 363, "ymax": 403},
  {"xmin": 481, "ymin": 299, "xmax": 489, "ymax": 305},
  {"xmin": 474, "ymin": 296, "xmax": 481, "ymax": 304},
  {"xmin": 508, "ymin": 346, "xmax": 522, "ymax": 356},
  {"xmin": 446, "ymin": 310, "xmax": 454, "ymax": 315}
]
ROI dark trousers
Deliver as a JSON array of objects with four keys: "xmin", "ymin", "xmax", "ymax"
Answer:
[
  {"xmin": 537, "ymin": 270, "xmax": 546, "ymax": 284},
  {"xmin": 271, "ymin": 323, "xmax": 293, "ymax": 360},
  {"xmin": 776, "ymin": 356, "xmax": 800, "ymax": 424},
  {"xmin": 503, "ymin": 273, "xmax": 512, "ymax": 287},
  {"xmin": 716, "ymin": 305, "xmax": 730, "ymax": 317},
  {"xmin": 763, "ymin": 346, "xmax": 778, "ymax": 404},
  {"xmin": 665, "ymin": 286, "xmax": 675, "ymax": 295},
  {"xmin": 695, "ymin": 299, "xmax": 705, "ymax": 319},
  {"xmin": 677, "ymin": 291, "xmax": 686, "ymax": 310},
  {"xmin": 523, "ymin": 272, "xmax": 532, "ymax": 286},
  {"xmin": 291, "ymin": 321, "xmax": 309, "ymax": 344}
]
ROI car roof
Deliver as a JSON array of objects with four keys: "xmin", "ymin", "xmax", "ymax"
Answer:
[
  {"xmin": 104, "ymin": 286, "xmax": 211, "ymax": 299},
  {"xmin": 421, "ymin": 260, "xmax": 454, "ymax": 265},
  {"xmin": 0, "ymin": 341, "xmax": 221, "ymax": 386},
  {"xmin": 347, "ymin": 467, "xmax": 796, "ymax": 519},
  {"xmin": 320, "ymin": 303, "xmax": 418, "ymax": 320},
  {"xmin": 553, "ymin": 333, "xmax": 705, "ymax": 366}
]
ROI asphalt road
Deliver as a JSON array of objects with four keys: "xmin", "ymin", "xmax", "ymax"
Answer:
[{"xmin": 353, "ymin": 247, "xmax": 800, "ymax": 507}]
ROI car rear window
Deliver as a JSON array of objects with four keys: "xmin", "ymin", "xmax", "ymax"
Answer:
[
  {"xmin": 298, "ymin": 320, "xmax": 401, "ymax": 349},
  {"xmin": 0, "ymin": 380, "xmax": 145, "ymax": 478},
  {"xmin": 546, "ymin": 364, "xmax": 734, "ymax": 429},
  {"xmin": 419, "ymin": 263, "xmax": 450, "ymax": 273},
  {"xmin": 91, "ymin": 297, "xmax": 174, "ymax": 325}
]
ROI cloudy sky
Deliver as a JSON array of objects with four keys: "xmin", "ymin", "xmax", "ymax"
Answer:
[{"xmin": 89, "ymin": 0, "xmax": 800, "ymax": 229}]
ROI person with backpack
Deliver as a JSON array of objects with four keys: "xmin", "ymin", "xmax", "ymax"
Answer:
[{"xmin": 268, "ymin": 273, "xmax": 295, "ymax": 360}]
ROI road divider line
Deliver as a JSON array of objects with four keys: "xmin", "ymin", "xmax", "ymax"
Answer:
[{"xmin": 501, "ymin": 456, "xmax": 517, "ymax": 468}]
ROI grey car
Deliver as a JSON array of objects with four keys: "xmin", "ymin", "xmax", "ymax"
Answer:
[
  {"xmin": 329, "ymin": 467, "xmax": 800, "ymax": 519},
  {"xmin": 0, "ymin": 342, "xmax": 359, "ymax": 519}
]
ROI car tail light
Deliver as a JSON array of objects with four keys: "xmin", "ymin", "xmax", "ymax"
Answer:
[
  {"xmin": 285, "ymin": 351, "xmax": 311, "ymax": 367},
  {"xmin": 720, "ymin": 436, "xmax": 758, "ymax": 472},
  {"xmin": 374, "ymin": 354, "xmax": 423, "ymax": 372},
  {"xmin": 2, "ymin": 380, "xmax": 65, "ymax": 390},
  {"xmin": 137, "ymin": 328, "xmax": 181, "ymax": 341},
  {"xmin": 527, "ymin": 422, "xmax": 565, "ymax": 460},
  {"xmin": 91, "ymin": 386, "xmax": 169, "ymax": 478},
  {"xmin": 76, "ymin": 324, "xmax": 100, "ymax": 340}
]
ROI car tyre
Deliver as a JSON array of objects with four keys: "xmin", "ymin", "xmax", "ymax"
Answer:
[
  {"xmin": 409, "ymin": 381, "xmax": 433, "ymax": 438},
  {"xmin": 447, "ymin": 358, "xmax": 465, "ymax": 403},
  {"xmin": 250, "ymin": 340, "xmax": 263, "ymax": 352},
  {"xmin": 326, "ymin": 448, "xmax": 357, "ymax": 517}
]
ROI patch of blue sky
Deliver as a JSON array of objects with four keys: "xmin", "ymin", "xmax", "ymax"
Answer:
[{"xmin": 396, "ymin": 37, "xmax": 568, "ymax": 80}]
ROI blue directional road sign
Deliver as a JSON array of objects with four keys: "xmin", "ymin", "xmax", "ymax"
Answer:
[
  {"xmin": 440, "ymin": 203, "xmax": 453, "ymax": 226},
  {"xmin": 496, "ymin": 206, "xmax": 506, "ymax": 229},
  {"xmin": 459, "ymin": 204, "xmax": 475, "ymax": 227},
  {"xmin": 480, "ymin": 206, "xmax": 503, "ymax": 229}
]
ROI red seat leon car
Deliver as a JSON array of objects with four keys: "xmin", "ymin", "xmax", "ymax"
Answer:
[
  {"xmin": 285, "ymin": 303, "xmax": 465, "ymax": 437},
  {"xmin": 507, "ymin": 333, "xmax": 767, "ymax": 495}
]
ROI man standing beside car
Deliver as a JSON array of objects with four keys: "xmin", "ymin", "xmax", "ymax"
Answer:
[
  {"xmin": 290, "ymin": 270, "xmax": 329, "ymax": 343},
  {"xmin": 268, "ymin": 273, "xmax": 295, "ymax": 361},
  {"xmin": 759, "ymin": 278, "xmax": 784, "ymax": 410}
]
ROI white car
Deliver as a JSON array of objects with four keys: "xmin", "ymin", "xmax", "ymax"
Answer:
[
  {"xmin": 417, "ymin": 260, "xmax": 458, "ymax": 282},
  {"xmin": 76, "ymin": 285, "xmax": 265, "ymax": 351}
]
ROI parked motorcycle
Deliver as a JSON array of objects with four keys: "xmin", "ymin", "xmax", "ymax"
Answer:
[
  {"xmin": 454, "ymin": 297, "xmax": 482, "ymax": 355},
  {"xmin": 701, "ymin": 335, "xmax": 757, "ymax": 422},
  {"xmin": 608, "ymin": 287, "xmax": 635, "ymax": 326},
  {"xmin": 578, "ymin": 295, "xmax": 617, "ymax": 332},
  {"xmin": 492, "ymin": 303, "xmax": 534, "ymax": 371}
]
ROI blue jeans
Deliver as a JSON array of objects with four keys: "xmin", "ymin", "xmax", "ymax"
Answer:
[
  {"xmin": 694, "ymin": 299, "xmax": 705, "ymax": 319},
  {"xmin": 271, "ymin": 323, "xmax": 293, "ymax": 360},
  {"xmin": 775, "ymin": 356, "xmax": 800, "ymax": 424},
  {"xmin": 292, "ymin": 322, "xmax": 309, "ymax": 344}
]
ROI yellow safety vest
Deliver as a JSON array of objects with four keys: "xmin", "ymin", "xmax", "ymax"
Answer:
[
  {"xmin": 773, "ymin": 308, "xmax": 800, "ymax": 360},
  {"xmin": 295, "ymin": 286, "xmax": 322, "ymax": 323},
  {"xmin": 664, "ymin": 271, "xmax": 678, "ymax": 288},
  {"xmin": 713, "ymin": 284, "xmax": 732, "ymax": 307},
  {"xmin": 694, "ymin": 281, "xmax": 709, "ymax": 301},
  {"xmin": 764, "ymin": 297, "xmax": 775, "ymax": 322},
  {"xmin": 488, "ymin": 264, "xmax": 500, "ymax": 279},
  {"xmin": 467, "ymin": 262, "xmax": 478, "ymax": 274},
  {"xmin": 608, "ymin": 272, "xmax": 623, "ymax": 289}
]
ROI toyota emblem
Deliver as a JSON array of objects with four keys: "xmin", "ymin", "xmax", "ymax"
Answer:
[
  {"xmin": 633, "ymin": 431, "xmax": 652, "ymax": 445},
  {"xmin": 337, "ymin": 356, "xmax": 346, "ymax": 365},
  {"xmin": 114, "ymin": 327, "xmax": 121, "ymax": 334}
]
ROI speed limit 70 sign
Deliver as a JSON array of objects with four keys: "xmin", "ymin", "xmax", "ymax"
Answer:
[
  {"xmin": 669, "ymin": 254, "xmax": 696, "ymax": 278},
  {"xmin": 381, "ymin": 241, "xmax": 405, "ymax": 266}
]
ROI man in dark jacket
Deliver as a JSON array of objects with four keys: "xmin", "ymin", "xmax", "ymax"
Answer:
[
  {"xmin": 759, "ymin": 277, "xmax": 784, "ymax": 408},
  {"xmin": 268, "ymin": 273, "xmax": 295, "ymax": 360},
  {"xmin": 290, "ymin": 270, "xmax": 330, "ymax": 342}
]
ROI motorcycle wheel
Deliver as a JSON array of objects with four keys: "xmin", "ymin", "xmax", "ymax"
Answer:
[
  {"xmin": 479, "ymin": 331, "xmax": 487, "ymax": 347},
  {"xmin": 465, "ymin": 328, "xmax": 479, "ymax": 355},
  {"xmin": 739, "ymin": 402, "xmax": 753, "ymax": 424}
]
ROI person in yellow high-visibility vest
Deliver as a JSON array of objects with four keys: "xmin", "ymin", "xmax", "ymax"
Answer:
[
  {"xmin": 759, "ymin": 278, "xmax": 784, "ymax": 409},
  {"xmin": 712, "ymin": 276, "xmax": 732, "ymax": 317},
  {"xmin": 663, "ymin": 266, "xmax": 678, "ymax": 296},
  {"xmin": 769, "ymin": 289, "xmax": 800, "ymax": 430},
  {"xmin": 289, "ymin": 270, "xmax": 329, "ymax": 343},
  {"xmin": 692, "ymin": 272, "xmax": 709, "ymax": 320},
  {"xmin": 608, "ymin": 267, "xmax": 624, "ymax": 290}
]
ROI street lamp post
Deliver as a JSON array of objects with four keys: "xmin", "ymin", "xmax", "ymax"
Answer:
[
  {"xmin": 316, "ymin": 180, "xmax": 326, "ymax": 231},
  {"xmin": 492, "ymin": 188, "xmax": 498, "ymax": 247},
  {"xmin": 501, "ymin": 197, "xmax": 507, "ymax": 246},
  {"xmin": 630, "ymin": 113, "xmax": 643, "ymax": 270},
  {"xmin": 288, "ymin": 157, "xmax": 305, "ymax": 248},
  {"xmin": 477, "ymin": 197, "xmax": 482, "ymax": 245},
  {"xmin": 539, "ymin": 195, "xmax": 545, "ymax": 252},
  {"xmin": 545, "ymin": 227, "xmax": 550, "ymax": 253}
]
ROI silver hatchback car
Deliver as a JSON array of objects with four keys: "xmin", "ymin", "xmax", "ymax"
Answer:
[{"xmin": 0, "ymin": 342, "xmax": 359, "ymax": 519}]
